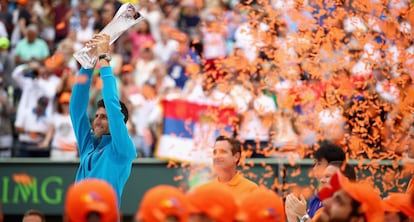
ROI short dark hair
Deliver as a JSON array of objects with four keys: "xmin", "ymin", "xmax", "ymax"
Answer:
[
  {"xmin": 215, "ymin": 135, "xmax": 241, "ymax": 163},
  {"xmin": 328, "ymin": 161, "xmax": 357, "ymax": 181},
  {"xmin": 86, "ymin": 211, "xmax": 101, "ymax": 222},
  {"xmin": 97, "ymin": 99, "xmax": 129, "ymax": 123},
  {"xmin": 313, "ymin": 141, "xmax": 346, "ymax": 163},
  {"xmin": 23, "ymin": 209, "xmax": 46, "ymax": 222}
]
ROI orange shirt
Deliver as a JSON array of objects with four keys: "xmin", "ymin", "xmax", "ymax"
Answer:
[{"xmin": 207, "ymin": 172, "xmax": 258, "ymax": 202}]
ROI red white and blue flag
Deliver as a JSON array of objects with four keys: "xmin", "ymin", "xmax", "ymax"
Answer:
[{"xmin": 155, "ymin": 99, "xmax": 237, "ymax": 163}]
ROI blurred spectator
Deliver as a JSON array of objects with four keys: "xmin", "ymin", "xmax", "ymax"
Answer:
[
  {"xmin": 0, "ymin": 20, "xmax": 7, "ymax": 38},
  {"xmin": 69, "ymin": 0, "xmax": 94, "ymax": 33},
  {"xmin": 14, "ymin": 96, "xmax": 52, "ymax": 157},
  {"xmin": 148, "ymin": 65, "xmax": 176, "ymax": 96},
  {"xmin": 315, "ymin": 85, "xmax": 345, "ymax": 144},
  {"xmin": 55, "ymin": 68, "xmax": 75, "ymax": 96},
  {"xmin": 0, "ymin": 37, "xmax": 16, "ymax": 88},
  {"xmin": 35, "ymin": 0, "xmax": 55, "ymax": 51},
  {"xmin": 64, "ymin": 179, "xmax": 119, "ymax": 222},
  {"xmin": 39, "ymin": 92, "xmax": 77, "ymax": 161},
  {"xmin": 128, "ymin": 19, "xmax": 155, "ymax": 61},
  {"xmin": 119, "ymin": 64, "xmax": 139, "ymax": 102},
  {"xmin": 137, "ymin": 0, "xmax": 163, "ymax": 42},
  {"xmin": 153, "ymin": 25, "xmax": 179, "ymax": 64},
  {"xmin": 12, "ymin": 62, "xmax": 60, "ymax": 121},
  {"xmin": 22, "ymin": 209, "xmax": 46, "ymax": 222},
  {"xmin": 14, "ymin": 24, "xmax": 49, "ymax": 65},
  {"xmin": 10, "ymin": 0, "xmax": 41, "ymax": 48},
  {"xmin": 132, "ymin": 42, "xmax": 159, "ymax": 87},
  {"xmin": 0, "ymin": 1, "xmax": 13, "ymax": 38},
  {"xmin": 167, "ymin": 32, "xmax": 199, "ymax": 89},
  {"xmin": 0, "ymin": 77, "xmax": 12, "ymax": 158},
  {"xmin": 177, "ymin": 0, "xmax": 201, "ymax": 39},
  {"xmin": 200, "ymin": 13, "xmax": 228, "ymax": 80},
  {"xmin": 129, "ymin": 81, "xmax": 159, "ymax": 157},
  {"xmin": 74, "ymin": 13, "xmax": 94, "ymax": 48},
  {"xmin": 135, "ymin": 185, "xmax": 189, "ymax": 222},
  {"xmin": 239, "ymin": 82, "xmax": 276, "ymax": 158},
  {"xmin": 93, "ymin": 0, "xmax": 116, "ymax": 32},
  {"xmin": 271, "ymin": 107, "xmax": 300, "ymax": 159},
  {"xmin": 53, "ymin": 0, "xmax": 72, "ymax": 43}
]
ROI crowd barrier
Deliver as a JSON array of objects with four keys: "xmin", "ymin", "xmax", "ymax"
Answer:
[{"xmin": 0, "ymin": 158, "xmax": 410, "ymax": 216}]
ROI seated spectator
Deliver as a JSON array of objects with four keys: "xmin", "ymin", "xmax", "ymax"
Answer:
[
  {"xmin": 14, "ymin": 24, "xmax": 49, "ymax": 65},
  {"xmin": 39, "ymin": 92, "xmax": 78, "ymax": 161},
  {"xmin": 237, "ymin": 187, "xmax": 286, "ymax": 222},
  {"xmin": 64, "ymin": 178, "xmax": 119, "ymax": 222},
  {"xmin": 135, "ymin": 185, "xmax": 189, "ymax": 222},
  {"xmin": 14, "ymin": 96, "xmax": 52, "ymax": 157},
  {"xmin": 22, "ymin": 209, "xmax": 46, "ymax": 222}
]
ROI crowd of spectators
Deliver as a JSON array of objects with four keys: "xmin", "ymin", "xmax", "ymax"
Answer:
[{"xmin": 0, "ymin": 0, "xmax": 413, "ymax": 160}]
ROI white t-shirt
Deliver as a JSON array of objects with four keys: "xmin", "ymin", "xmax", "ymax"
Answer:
[
  {"xmin": 50, "ymin": 113, "xmax": 77, "ymax": 150},
  {"xmin": 15, "ymin": 109, "xmax": 52, "ymax": 143}
]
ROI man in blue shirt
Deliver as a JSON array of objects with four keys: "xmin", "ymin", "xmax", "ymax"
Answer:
[{"xmin": 69, "ymin": 34, "xmax": 137, "ymax": 208}]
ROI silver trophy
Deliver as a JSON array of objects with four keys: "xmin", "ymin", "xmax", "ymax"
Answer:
[{"xmin": 73, "ymin": 3, "xmax": 143, "ymax": 68}]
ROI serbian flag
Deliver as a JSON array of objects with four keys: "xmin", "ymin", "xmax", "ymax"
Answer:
[{"xmin": 155, "ymin": 99, "xmax": 238, "ymax": 163}]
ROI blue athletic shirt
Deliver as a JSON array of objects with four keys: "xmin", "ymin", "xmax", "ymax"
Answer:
[{"xmin": 70, "ymin": 67, "xmax": 137, "ymax": 207}]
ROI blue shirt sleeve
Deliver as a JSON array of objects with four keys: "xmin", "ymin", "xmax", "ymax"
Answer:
[
  {"xmin": 99, "ymin": 66, "xmax": 137, "ymax": 160},
  {"xmin": 69, "ymin": 67, "xmax": 94, "ymax": 157}
]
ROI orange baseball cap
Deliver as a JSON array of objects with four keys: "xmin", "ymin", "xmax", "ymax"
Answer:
[
  {"xmin": 382, "ymin": 193, "xmax": 414, "ymax": 218},
  {"xmin": 59, "ymin": 92, "xmax": 71, "ymax": 104},
  {"xmin": 121, "ymin": 64, "xmax": 134, "ymax": 73},
  {"xmin": 136, "ymin": 185, "xmax": 189, "ymax": 222},
  {"xmin": 65, "ymin": 179, "xmax": 118, "ymax": 222},
  {"xmin": 237, "ymin": 187, "xmax": 286, "ymax": 222},
  {"xmin": 186, "ymin": 182, "xmax": 238, "ymax": 222},
  {"xmin": 319, "ymin": 172, "xmax": 384, "ymax": 222}
]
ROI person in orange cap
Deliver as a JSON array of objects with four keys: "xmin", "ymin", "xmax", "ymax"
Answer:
[
  {"xmin": 186, "ymin": 182, "xmax": 238, "ymax": 222},
  {"xmin": 237, "ymin": 186, "xmax": 286, "ymax": 222},
  {"xmin": 317, "ymin": 172, "xmax": 384, "ymax": 222},
  {"xmin": 64, "ymin": 178, "xmax": 119, "ymax": 222},
  {"xmin": 204, "ymin": 136, "xmax": 258, "ymax": 200},
  {"xmin": 382, "ymin": 192, "xmax": 414, "ymax": 222},
  {"xmin": 135, "ymin": 185, "xmax": 189, "ymax": 222}
]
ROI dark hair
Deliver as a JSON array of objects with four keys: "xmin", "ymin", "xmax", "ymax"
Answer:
[
  {"xmin": 23, "ymin": 209, "xmax": 46, "ymax": 222},
  {"xmin": 328, "ymin": 161, "xmax": 357, "ymax": 181},
  {"xmin": 349, "ymin": 198, "xmax": 364, "ymax": 219},
  {"xmin": 313, "ymin": 141, "xmax": 346, "ymax": 163},
  {"xmin": 97, "ymin": 99, "xmax": 129, "ymax": 123},
  {"xmin": 86, "ymin": 211, "xmax": 101, "ymax": 222},
  {"xmin": 215, "ymin": 135, "xmax": 241, "ymax": 164}
]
